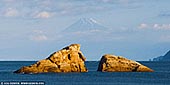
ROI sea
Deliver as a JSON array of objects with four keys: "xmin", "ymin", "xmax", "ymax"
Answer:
[{"xmin": 0, "ymin": 61, "xmax": 170, "ymax": 85}]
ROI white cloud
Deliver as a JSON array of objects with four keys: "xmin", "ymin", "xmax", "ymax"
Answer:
[
  {"xmin": 153, "ymin": 24, "xmax": 159, "ymax": 28},
  {"xmin": 102, "ymin": 0, "xmax": 112, "ymax": 3},
  {"xmin": 3, "ymin": 0, "xmax": 16, "ymax": 2},
  {"xmin": 4, "ymin": 8, "xmax": 18, "ymax": 17},
  {"xmin": 29, "ymin": 30, "xmax": 48, "ymax": 41},
  {"xmin": 40, "ymin": 0, "xmax": 52, "ymax": 6},
  {"xmin": 0, "ymin": 0, "xmax": 137, "ymax": 19},
  {"xmin": 153, "ymin": 24, "xmax": 170, "ymax": 30},
  {"xmin": 35, "ymin": 11, "xmax": 52, "ymax": 19},
  {"xmin": 60, "ymin": 10, "xmax": 69, "ymax": 15},
  {"xmin": 33, "ymin": 30, "xmax": 44, "ymax": 34},
  {"xmin": 138, "ymin": 23, "xmax": 148, "ymax": 29},
  {"xmin": 138, "ymin": 23, "xmax": 170, "ymax": 30},
  {"xmin": 30, "ymin": 35, "xmax": 48, "ymax": 41}
]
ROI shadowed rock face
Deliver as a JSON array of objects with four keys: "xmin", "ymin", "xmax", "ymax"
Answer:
[
  {"xmin": 97, "ymin": 54, "xmax": 153, "ymax": 72},
  {"xmin": 14, "ymin": 44, "xmax": 88, "ymax": 74}
]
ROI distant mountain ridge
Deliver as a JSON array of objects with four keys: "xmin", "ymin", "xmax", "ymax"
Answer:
[
  {"xmin": 64, "ymin": 18, "xmax": 108, "ymax": 33},
  {"xmin": 153, "ymin": 50, "xmax": 170, "ymax": 61}
]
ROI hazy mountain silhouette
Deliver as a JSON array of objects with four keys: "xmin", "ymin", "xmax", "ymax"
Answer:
[
  {"xmin": 153, "ymin": 50, "xmax": 170, "ymax": 61},
  {"xmin": 63, "ymin": 18, "xmax": 108, "ymax": 33}
]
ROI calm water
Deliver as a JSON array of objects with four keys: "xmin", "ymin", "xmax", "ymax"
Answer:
[{"xmin": 0, "ymin": 61, "xmax": 170, "ymax": 85}]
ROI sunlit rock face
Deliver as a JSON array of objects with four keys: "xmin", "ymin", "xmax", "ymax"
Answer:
[
  {"xmin": 97, "ymin": 54, "xmax": 153, "ymax": 72},
  {"xmin": 14, "ymin": 44, "xmax": 88, "ymax": 74}
]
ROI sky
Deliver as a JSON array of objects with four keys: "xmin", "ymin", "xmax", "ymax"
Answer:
[{"xmin": 0, "ymin": 0, "xmax": 170, "ymax": 61}]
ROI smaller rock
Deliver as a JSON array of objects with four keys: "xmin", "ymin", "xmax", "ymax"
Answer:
[{"xmin": 97, "ymin": 54, "xmax": 154, "ymax": 72}]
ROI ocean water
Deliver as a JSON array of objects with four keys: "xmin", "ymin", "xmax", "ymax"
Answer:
[{"xmin": 0, "ymin": 61, "xmax": 170, "ymax": 85}]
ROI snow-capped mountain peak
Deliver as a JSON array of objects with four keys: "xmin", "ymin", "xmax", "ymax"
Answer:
[
  {"xmin": 78, "ymin": 18, "xmax": 99, "ymax": 25},
  {"xmin": 64, "ymin": 18, "xmax": 107, "ymax": 32}
]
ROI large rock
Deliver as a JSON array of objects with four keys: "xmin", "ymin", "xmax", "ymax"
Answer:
[
  {"xmin": 97, "ymin": 54, "xmax": 153, "ymax": 72},
  {"xmin": 14, "ymin": 44, "xmax": 88, "ymax": 73}
]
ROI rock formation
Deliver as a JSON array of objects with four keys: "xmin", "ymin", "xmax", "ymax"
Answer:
[
  {"xmin": 14, "ymin": 44, "xmax": 88, "ymax": 74},
  {"xmin": 152, "ymin": 50, "xmax": 170, "ymax": 61},
  {"xmin": 97, "ymin": 54, "xmax": 153, "ymax": 72}
]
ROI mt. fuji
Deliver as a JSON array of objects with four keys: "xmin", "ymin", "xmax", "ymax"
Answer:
[{"xmin": 64, "ymin": 18, "xmax": 108, "ymax": 33}]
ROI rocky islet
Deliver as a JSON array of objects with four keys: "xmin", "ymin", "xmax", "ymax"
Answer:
[
  {"xmin": 97, "ymin": 54, "xmax": 153, "ymax": 72},
  {"xmin": 14, "ymin": 44, "xmax": 153, "ymax": 74},
  {"xmin": 14, "ymin": 44, "xmax": 88, "ymax": 73}
]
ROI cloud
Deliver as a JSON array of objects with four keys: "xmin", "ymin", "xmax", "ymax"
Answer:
[
  {"xmin": 33, "ymin": 30, "xmax": 44, "ymax": 34},
  {"xmin": 35, "ymin": 11, "xmax": 52, "ymax": 19},
  {"xmin": 153, "ymin": 24, "xmax": 170, "ymax": 30},
  {"xmin": 3, "ymin": 0, "xmax": 16, "ymax": 2},
  {"xmin": 29, "ymin": 30, "xmax": 48, "ymax": 41},
  {"xmin": 101, "ymin": 0, "xmax": 113, "ymax": 3},
  {"xmin": 0, "ymin": 0, "xmax": 140, "ymax": 19},
  {"xmin": 4, "ymin": 8, "xmax": 18, "ymax": 17},
  {"xmin": 138, "ymin": 23, "xmax": 148, "ymax": 29},
  {"xmin": 40, "ymin": 0, "xmax": 52, "ymax": 6},
  {"xmin": 30, "ymin": 35, "xmax": 48, "ymax": 41},
  {"xmin": 138, "ymin": 23, "xmax": 170, "ymax": 30}
]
